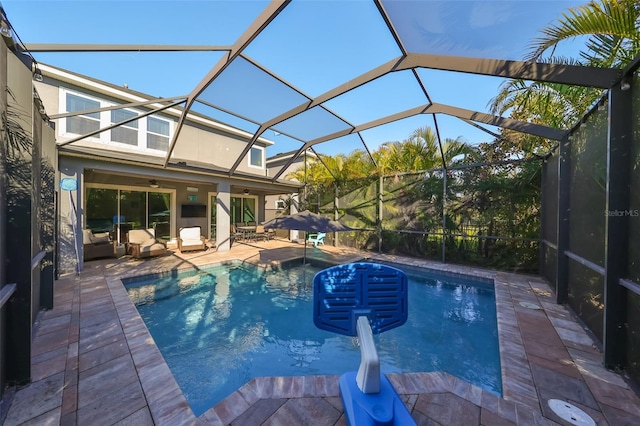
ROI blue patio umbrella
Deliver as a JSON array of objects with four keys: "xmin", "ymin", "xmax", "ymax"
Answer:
[
  {"xmin": 263, "ymin": 210, "xmax": 352, "ymax": 233},
  {"xmin": 263, "ymin": 210, "xmax": 352, "ymax": 265}
]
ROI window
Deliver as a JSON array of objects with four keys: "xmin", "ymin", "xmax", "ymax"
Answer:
[
  {"xmin": 66, "ymin": 93, "xmax": 100, "ymax": 135},
  {"xmin": 147, "ymin": 117, "xmax": 170, "ymax": 151},
  {"xmin": 111, "ymin": 109, "xmax": 138, "ymax": 146},
  {"xmin": 60, "ymin": 88, "xmax": 173, "ymax": 152},
  {"xmin": 249, "ymin": 146, "xmax": 263, "ymax": 168},
  {"xmin": 275, "ymin": 199, "xmax": 286, "ymax": 210}
]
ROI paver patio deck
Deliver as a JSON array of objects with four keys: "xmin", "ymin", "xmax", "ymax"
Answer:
[{"xmin": 2, "ymin": 239, "xmax": 639, "ymax": 425}]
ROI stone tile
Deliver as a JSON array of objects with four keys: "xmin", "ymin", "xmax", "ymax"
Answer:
[
  {"xmin": 31, "ymin": 327, "xmax": 69, "ymax": 357},
  {"xmin": 263, "ymin": 397, "xmax": 341, "ymax": 426},
  {"xmin": 19, "ymin": 408, "xmax": 61, "ymax": 426},
  {"xmin": 61, "ymin": 382, "xmax": 78, "ymax": 416},
  {"xmin": 3, "ymin": 372, "xmax": 64, "ymax": 426},
  {"xmin": 480, "ymin": 390, "xmax": 500, "ymax": 414},
  {"xmin": 79, "ymin": 307, "xmax": 119, "ymax": 329},
  {"xmin": 32, "ymin": 351, "xmax": 67, "ymax": 381},
  {"xmin": 136, "ymin": 362, "xmax": 178, "ymax": 403},
  {"xmin": 146, "ymin": 386, "xmax": 195, "ymax": 425},
  {"xmin": 497, "ymin": 398, "xmax": 518, "ymax": 424},
  {"xmin": 77, "ymin": 354, "xmax": 138, "ymax": 409},
  {"xmin": 568, "ymin": 348, "xmax": 629, "ymax": 388},
  {"xmin": 230, "ymin": 398, "xmax": 286, "ymax": 425},
  {"xmin": 451, "ymin": 376, "xmax": 471, "ymax": 400},
  {"xmin": 313, "ymin": 375, "xmax": 340, "ymax": 397},
  {"xmin": 212, "ymin": 390, "xmax": 252, "ymax": 424},
  {"xmin": 583, "ymin": 375, "xmax": 640, "ymax": 417},
  {"xmin": 236, "ymin": 380, "xmax": 261, "ymax": 406},
  {"xmin": 527, "ymin": 353, "xmax": 582, "ymax": 379},
  {"xmin": 112, "ymin": 407, "xmax": 154, "ymax": 426},
  {"xmin": 467, "ymin": 384, "xmax": 483, "ymax": 406},
  {"xmin": 78, "ymin": 338, "xmax": 129, "ymax": 372},
  {"xmin": 554, "ymin": 326, "xmax": 596, "ymax": 348},
  {"xmin": 76, "ymin": 379, "xmax": 147, "ymax": 426},
  {"xmin": 324, "ymin": 396, "xmax": 344, "ymax": 411},
  {"xmin": 413, "ymin": 392, "xmax": 480, "ymax": 425},
  {"xmin": 252, "ymin": 376, "xmax": 274, "ymax": 399},
  {"xmin": 530, "ymin": 364, "xmax": 598, "ymax": 411},
  {"xmin": 600, "ymin": 401, "xmax": 640, "ymax": 426},
  {"xmin": 481, "ymin": 407, "xmax": 516, "ymax": 426},
  {"xmin": 34, "ymin": 313, "xmax": 72, "ymax": 336},
  {"xmin": 271, "ymin": 376, "xmax": 296, "ymax": 398},
  {"xmin": 59, "ymin": 411, "xmax": 76, "ymax": 426},
  {"xmin": 31, "ymin": 345, "xmax": 69, "ymax": 365},
  {"xmin": 523, "ymin": 339, "xmax": 572, "ymax": 365},
  {"xmin": 198, "ymin": 409, "xmax": 225, "ymax": 426},
  {"xmin": 78, "ymin": 321, "xmax": 125, "ymax": 354}
]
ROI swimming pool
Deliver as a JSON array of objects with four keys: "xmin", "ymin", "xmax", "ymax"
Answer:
[{"xmin": 124, "ymin": 261, "xmax": 501, "ymax": 416}]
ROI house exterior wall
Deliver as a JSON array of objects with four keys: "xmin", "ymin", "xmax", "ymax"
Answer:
[
  {"xmin": 29, "ymin": 65, "xmax": 300, "ymax": 275},
  {"xmin": 34, "ymin": 66, "xmax": 272, "ymax": 176}
]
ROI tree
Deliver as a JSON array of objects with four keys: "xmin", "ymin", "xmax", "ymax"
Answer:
[
  {"xmin": 491, "ymin": 0, "xmax": 640, "ymax": 156},
  {"xmin": 373, "ymin": 126, "xmax": 477, "ymax": 174}
]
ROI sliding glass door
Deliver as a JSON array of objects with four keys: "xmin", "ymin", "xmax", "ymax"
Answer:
[
  {"xmin": 85, "ymin": 185, "xmax": 173, "ymax": 243},
  {"xmin": 230, "ymin": 196, "xmax": 256, "ymax": 225}
]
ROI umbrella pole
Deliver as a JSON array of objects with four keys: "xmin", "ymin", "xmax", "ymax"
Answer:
[{"xmin": 303, "ymin": 231, "xmax": 306, "ymax": 265}]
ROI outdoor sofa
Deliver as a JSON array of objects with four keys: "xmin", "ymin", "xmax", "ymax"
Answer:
[
  {"xmin": 82, "ymin": 229, "xmax": 114, "ymax": 261},
  {"xmin": 178, "ymin": 226, "xmax": 207, "ymax": 252},
  {"xmin": 127, "ymin": 228, "xmax": 167, "ymax": 259}
]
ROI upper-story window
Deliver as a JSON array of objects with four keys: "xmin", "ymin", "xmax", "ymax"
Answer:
[
  {"xmin": 60, "ymin": 89, "xmax": 172, "ymax": 153},
  {"xmin": 66, "ymin": 94, "xmax": 100, "ymax": 134},
  {"xmin": 249, "ymin": 146, "xmax": 264, "ymax": 169},
  {"xmin": 147, "ymin": 117, "xmax": 170, "ymax": 151},
  {"xmin": 111, "ymin": 109, "xmax": 138, "ymax": 146}
]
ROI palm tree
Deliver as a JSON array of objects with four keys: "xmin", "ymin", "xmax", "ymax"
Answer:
[
  {"xmin": 374, "ymin": 126, "xmax": 477, "ymax": 174},
  {"xmin": 491, "ymin": 0, "xmax": 640, "ymax": 141}
]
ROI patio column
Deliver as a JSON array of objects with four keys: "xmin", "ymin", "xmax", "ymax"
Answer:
[
  {"xmin": 290, "ymin": 193, "xmax": 300, "ymax": 242},
  {"xmin": 555, "ymin": 136, "xmax": 571, "ymax": 304},
  {"xmin": 58, "ymin": 160, "xmax": 84, "ymax": 274},
  {"xmin": 603, "ymin": 81, "xmax": 632, "ymax": 369},
  {"xmin": 216, "ymin": 182, "xmax": 231, "ymax": 252}
]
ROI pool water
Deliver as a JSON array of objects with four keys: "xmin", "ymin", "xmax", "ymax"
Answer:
[{"xmin": 125, "ymin": 262, "xmax": 501, "ymax": 416}]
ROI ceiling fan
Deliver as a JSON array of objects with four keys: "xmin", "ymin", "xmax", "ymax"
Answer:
[{"xmin": 132, "ymin": 179, "xmax": 175, "ymax": 189}]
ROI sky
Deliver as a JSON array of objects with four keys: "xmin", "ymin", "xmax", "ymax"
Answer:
[{"xmin": 1, "ymin": 0, "xmax": 587, "ymax": 158}]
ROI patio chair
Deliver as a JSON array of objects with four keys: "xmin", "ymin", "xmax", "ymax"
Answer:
[
  {"xmin": 178, "ymin": 226, "xmax": 207, "ymax": 252},
  {"xmin": 307, "ymin": 232, "xmax": 326, "ymax": 247},
  {"xmin": 230, "ymin": 224, "xmax": 244, "ymax": 242},
  {"xmin": 127, "ymin": 228, "xmax": 167, "ymax": 259},
  {"xmin": 250, "ymin": 225, "xmax": 271, "ymax": 242},
  {"xmin": 82, "ymin": 229, "xmax": 114, "ymax": 261}
]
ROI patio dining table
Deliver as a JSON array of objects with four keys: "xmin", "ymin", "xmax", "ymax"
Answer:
[{"xmin": 236, "ymin": 225, "xmax": 256, "ymax": 240}]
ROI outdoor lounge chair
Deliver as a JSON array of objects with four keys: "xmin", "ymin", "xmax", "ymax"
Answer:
[
  {"xmin": 307, "ymin": 232, "xmax": 326, "ymax": 247},
  {"xmin": 178, "ymin": 226, "xmax": 207, "ymax": 252},
  {"xmin": 82, "ymin": 229, "xmax": 114, "ymax": 261},
  {"xmin": 127, "ymin": 228, "xmax": 167, "ymax": 259}
]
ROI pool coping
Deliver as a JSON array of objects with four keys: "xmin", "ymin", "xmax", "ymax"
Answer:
[{"xmin": 108, "ymin": 254, "xmax": 551, "ymax": 424}]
